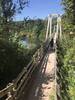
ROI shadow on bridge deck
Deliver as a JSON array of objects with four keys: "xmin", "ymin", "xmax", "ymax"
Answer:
[{"xmin": 19, "ymin": 49, "xmax": 56, "ymax": 100}]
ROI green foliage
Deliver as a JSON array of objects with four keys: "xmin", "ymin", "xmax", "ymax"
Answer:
[
  {"xmin": 14, "ymin": 18, "xmax": 46, "ymax": 45},
  {"xmin": 0, "ymin": 37, "xmax": 37, "ymax": 89},
  {"xmin": 0, "ymin": 0, "xmax": 28, "ymax": 35},
  {"xmin": 62, "ymin": 0, "xmax": 75, "ymax": 25},
  {"xmin": 57, "ymin": 35, "xmax": 75, "ymax": 100},
  {"xmin": 0, "ymin": 0, "xmax": 47, "ymax": 90},
  {"xmin": 62, "ymin": 16, "xmax": 75, "ymax": 34},
  {"xmin": 33, "ymin": 19, "xmax": 45, "ymax": 44},
  {"xmin": 61, "ymin": 0, "xmax": 75, "ymax": 33}
]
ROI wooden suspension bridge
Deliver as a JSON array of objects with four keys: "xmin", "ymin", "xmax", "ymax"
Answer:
[{"xmin": 0, "ymin": 14, "xmax": 62, "ymax": 100}]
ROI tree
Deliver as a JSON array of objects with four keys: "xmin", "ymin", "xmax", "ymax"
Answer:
[
  {"xmin": 34, "ymin": 19, "xmax": 44, "ymax": 44},
  {"xmin": 62, "ymin": 0, "xmax": 75, "ymax": 25},
  {"xmin": 0, "ymin": 0, "xmax": 29, "ymax": 35},
  {"xmin": 1, "ymin": 0, "xmax": 28, "ymax": 22}
]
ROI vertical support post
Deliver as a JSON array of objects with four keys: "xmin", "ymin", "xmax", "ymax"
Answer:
[
  {"xmin": 46, "ymin": 16, "xmax": 50, "ymax": 40},
  {"xmin": 6, "ymin": 83, "xmax": 14, "ymax": 100},
  {"xmin": 6, "ymin": 91, "xmax": 13, "ymax": 100},
  {"xmin": 49, "ymin": 15, "xmax": 52, "ymax": 39},
  {"xmin": 59, "ymin": 17, "xmax": 62, "ymax": 39},
  {"xmin": 57, "ymin": 16, "xmax": 59, "ymax": 35}
]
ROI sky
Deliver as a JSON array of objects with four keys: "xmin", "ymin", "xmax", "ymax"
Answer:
[{"xmin": 14, "ymin": 0, "xmax": 64, "ymax": 21}]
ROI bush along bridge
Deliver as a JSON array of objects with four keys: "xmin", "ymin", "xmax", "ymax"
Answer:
[{"xmin": 0, "ymin": 14, "xmax": 62, "ymax": 100}]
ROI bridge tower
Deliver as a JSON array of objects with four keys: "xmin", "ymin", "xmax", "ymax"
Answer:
[{"xmin": 46, "ymin": 14, "xmax": 62, "ymax": 41}]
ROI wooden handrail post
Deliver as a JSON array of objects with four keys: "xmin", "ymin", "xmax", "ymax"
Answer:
[
  {"xmin": 6, "ymin": 91, "xmax": 13, "ymax": 100},
  {"xmin": 6, "ymin": 83, "xmax": 14, "ymax": 100}
]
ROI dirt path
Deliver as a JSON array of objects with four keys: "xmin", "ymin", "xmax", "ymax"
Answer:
[{"xmin": 21, "ymin": 50, "xmax": 56, "ymax": 100}]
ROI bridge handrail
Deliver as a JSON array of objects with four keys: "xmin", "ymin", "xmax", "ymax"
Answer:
[
  {"xmin": 0, "ymin": 37, "xmax": 52, "ymax": 100},
  {"xmin": 0, "ymin": 83, "xmax": 14, "ymax": 99},
  {"xmin": 13, "ymin": 38, "xmax": 52, "ymax": 99}
]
